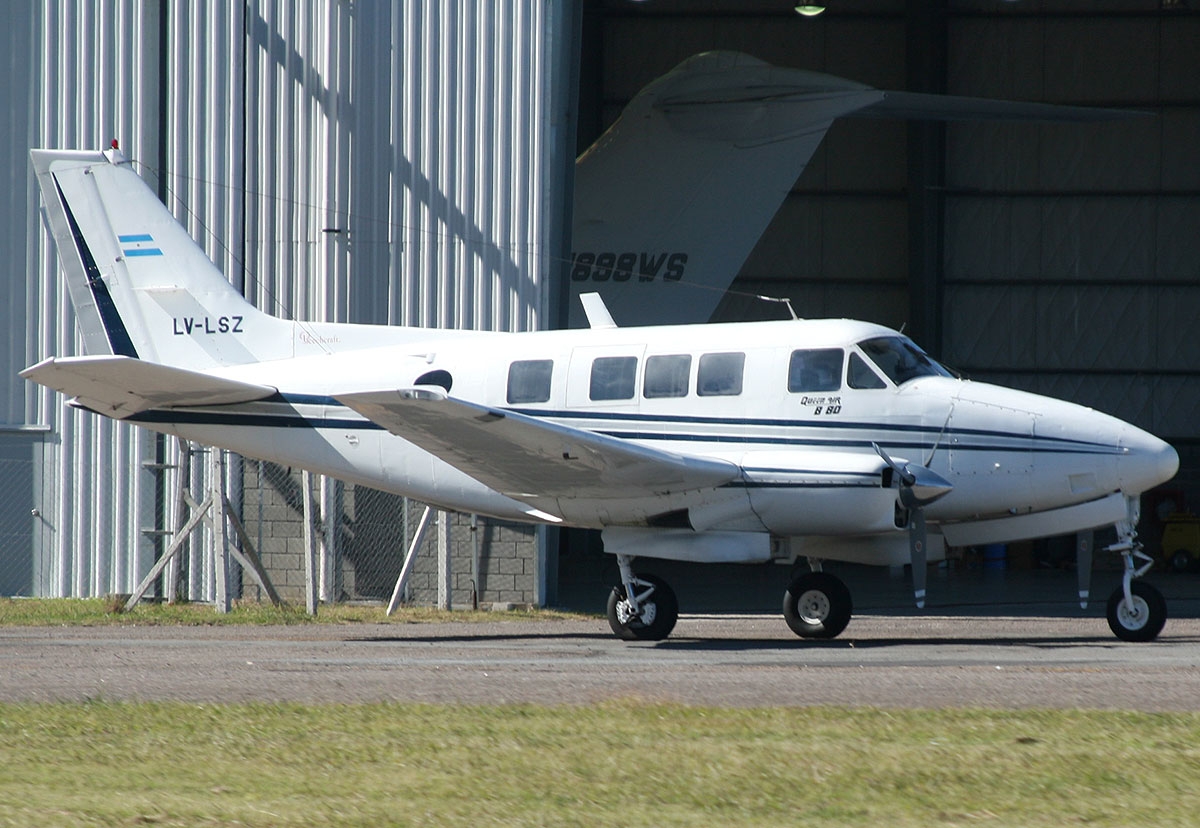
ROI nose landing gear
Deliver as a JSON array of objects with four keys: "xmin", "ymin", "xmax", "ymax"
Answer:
[{"xmin": 1104, "ymin": 502, "xmax": 1167, "ymax": 642}]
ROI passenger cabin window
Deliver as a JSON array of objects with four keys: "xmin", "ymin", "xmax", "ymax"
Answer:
[
  {"xmin": 858, "ymin": 337, "xmax": 952, "ymax": 386},
  {"xmin": 507, "ymin": 359, "xmax": 553, "ymax": 403},
  {"xmin": 697, "ymin": 352, "xmax": 745, "ymax": 397},
  {"xmin": 589, "ymin": 356, "xmax": 637, "ymax": 401},
  {"xmin": 788, "ymin": 348, "xmax": 843, "ymax": 393},
  {"xmin": 643, "ymin": 354, "xmax": 691, "ymax": 399},
  {"xmin": 848, "ymin": 352, "xmax": 887, "ymax": 389}
]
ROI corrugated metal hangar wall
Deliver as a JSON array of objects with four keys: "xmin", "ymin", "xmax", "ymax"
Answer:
[
  {"xmin": 556, "ymin": 0, "xmax": 1199, "ymax": 609},
  {"xmin": 0, "ymin": 1, "xmax": 574, "ymax": 601}
]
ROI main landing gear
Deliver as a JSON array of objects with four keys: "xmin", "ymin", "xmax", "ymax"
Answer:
[
  {"xmin": 607, "ymin": 553, "xmax": 855, "ymax": 643},
  {"xmin": 782, "ymin": 568, "xmax": 853, "ymax": 639},
  {"xmin": 607, "ymin": 555, "xmax": 679, "ymax": 641},
  {"xmin": 1103, "ymin": 504, "xmax": 1167, "ymax": 642}
]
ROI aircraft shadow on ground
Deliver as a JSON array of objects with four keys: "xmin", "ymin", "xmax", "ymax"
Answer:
[
  {"xmin": 653, "ymin": 635, "xmax": 1124, "ymax": 652},
  {"xmin": 351, "ymin": 631, "xmax": 1200, "ymax": 650},
  {"xmin": 354, "ymin": 632, "xmax": 615, "ymax": 645}
]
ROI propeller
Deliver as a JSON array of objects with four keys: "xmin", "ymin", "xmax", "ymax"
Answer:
[
  {"xmin": 873, "ymin": 442, "xmax": 954, "ymax": 609},
  {"xmin": 1076, "ymin": 530, "xmax": 1093, "ymax": 609}
]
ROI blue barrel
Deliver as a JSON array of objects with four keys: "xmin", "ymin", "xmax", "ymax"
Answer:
[{"xmin": 983, "ymin": 544, "xmax": 1007, "ymax": 570}]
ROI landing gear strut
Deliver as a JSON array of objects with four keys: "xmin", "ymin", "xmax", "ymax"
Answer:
[
  {"xmin": 1104, "ymin": 500, "xmax": 1167, "ymax": 642},
  {"xmin": 607, "ymin": 555, "xmax": 678, "ymax": 641}
]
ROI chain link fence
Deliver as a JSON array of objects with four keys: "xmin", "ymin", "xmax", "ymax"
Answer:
[{"xmin": 0, "ymin": 432, "xmax": 543, "ymax": 610}]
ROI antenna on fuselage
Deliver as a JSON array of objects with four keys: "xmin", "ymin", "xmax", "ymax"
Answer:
[
  {"xmin": 580, "ymin": 292, "xmax": 619, "ymax": 329},
  {"xmin": 756, "ymin": 294, "xmax": 799, "ymax": 320}
]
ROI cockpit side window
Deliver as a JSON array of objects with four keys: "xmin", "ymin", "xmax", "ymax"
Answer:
[
  {"xmin": 858, "ymin": 337, "xmax": 951, "ymax": 386},
  {"xmin": 847, "ymin": 352, "xmax": 887, "ymax": 389},
  {"xmin": 788, "ymin": 348, "xmax": 843, "ymax": 393}
]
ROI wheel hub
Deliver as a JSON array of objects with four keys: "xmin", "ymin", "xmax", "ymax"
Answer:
[
  {"xmin": 797, "ymin": 589, "xmax": 831, "ymax": 625},
  {"xmin": 1117, "ymin": 596, "xmax": 1149, "ymax": 631}
]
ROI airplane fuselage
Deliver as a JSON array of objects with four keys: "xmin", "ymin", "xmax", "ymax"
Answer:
[{"xmin": 124, "ymin": 316, "xmax": 1176, "ymax": 556}]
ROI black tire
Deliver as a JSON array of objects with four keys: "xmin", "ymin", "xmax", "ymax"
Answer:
[
  {"xmin": 782, "ymin": 571, "xmax": 852, "ymax": 639},
  {"xmin": 1169, "ymin": 549, "xmax": 1192, "ymax": 573},
  {"xmin": 1106, "ymin": 581, "xmax": 1167, "ymax": 642},
  {"xmin": 607, "ymin": 573, "xmax": 678, "ymax": 642}
]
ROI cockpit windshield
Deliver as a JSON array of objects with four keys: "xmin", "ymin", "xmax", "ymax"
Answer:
[{"xmin": 857, "ymin": 337, "xmax": 952, "ymax": 386}]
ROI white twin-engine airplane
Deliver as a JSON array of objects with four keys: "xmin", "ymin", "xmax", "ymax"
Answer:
[{"xmin": 23, "ymin": 56, "xmax": 1178, "ymax": 644}]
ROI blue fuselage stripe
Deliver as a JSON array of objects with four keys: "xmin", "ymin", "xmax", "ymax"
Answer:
[{"xmin": 124, "ymin": 398, "xmax": 1121, "ymax": 458}]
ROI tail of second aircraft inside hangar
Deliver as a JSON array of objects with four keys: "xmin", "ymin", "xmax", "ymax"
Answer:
[{"xmin": 569, "ymin": 51, "xmax": 1147, "ymax": 329}]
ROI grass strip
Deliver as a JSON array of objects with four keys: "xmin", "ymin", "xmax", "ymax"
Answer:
[
  {"xmin": 0, "ymin": 598, "xmax": 589, "ymax": 627},
  {"xmin": 0, "ymin": 702, "xmax": 1197, "ymax": 827}
]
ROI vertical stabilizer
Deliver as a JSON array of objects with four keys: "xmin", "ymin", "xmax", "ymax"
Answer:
[
  {"xmin": 30, "ymin": 148, "xmax": 291, "ymax": 370},
  {"xmin": 569, "ymin": 52, "xmax": 882, "ymax": 327}
]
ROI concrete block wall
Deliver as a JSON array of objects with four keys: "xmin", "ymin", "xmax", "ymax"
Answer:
[{"xmin": 237, "ymin": 461, "xmax": 541, "ymax": 607}]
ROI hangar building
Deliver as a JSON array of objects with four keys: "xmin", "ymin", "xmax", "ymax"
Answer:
[{"xmin": 0, "ymin": 1, "xmax": 1196, "ymax": 612}]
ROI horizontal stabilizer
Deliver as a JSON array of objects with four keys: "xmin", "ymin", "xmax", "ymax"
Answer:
[
  {"xmin": 21, "ymin": 355, "xmax": 277, "ymax": 418},
  {"xmin": 335, "ymin": 388, "xmax": 739, "ymax": 502},
  {"xmin": 855, "ymin": 90, "xmax": 1149, "ymax": 122}
]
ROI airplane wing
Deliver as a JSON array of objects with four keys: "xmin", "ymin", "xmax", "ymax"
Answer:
[
  {"xmin": 21, "ymin": 355, "xmax": 278, "ymax": 418},
  {"xmin": 335, "ymin": 388, "xmax": 740, "ymax": 500}
]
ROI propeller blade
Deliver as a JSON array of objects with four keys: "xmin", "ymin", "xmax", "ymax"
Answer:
[
  {"xmin": 1076, "ymin": 530, "xmax": 1093, "ymax": 608},
  {"xmin": 871, "ymin": 442, "xmax": 914, "ymax": 486},
  {"xmin": 910, "ymin": 508, "xmax": 928, "ymax": 609}
]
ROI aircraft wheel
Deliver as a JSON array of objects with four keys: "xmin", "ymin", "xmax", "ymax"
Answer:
[
  {"xmin": 1106, "ymin": 581, "xmax": 1167, "ymax": 642},
  {"xmin": 607, "ymin": 573, "xmax": 678, "ymax": 641},
  {"xmin": 783, "ymin": 571, "xmax": 852, "ymax": 639}
]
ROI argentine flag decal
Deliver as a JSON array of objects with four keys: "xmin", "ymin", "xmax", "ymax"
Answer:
[{"xmin": 119, "ymin": 233, "xmax": 163, "ymax": 257}]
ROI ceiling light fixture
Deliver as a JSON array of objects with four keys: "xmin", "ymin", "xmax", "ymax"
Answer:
[{"xmin": 794, "ymin": 4, "xmax": 825, "ymax": 15}]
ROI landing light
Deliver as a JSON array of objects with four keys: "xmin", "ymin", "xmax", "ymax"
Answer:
[{"xmin": 795, "ymin": 4, "xmax": 826, "ymax": 15}]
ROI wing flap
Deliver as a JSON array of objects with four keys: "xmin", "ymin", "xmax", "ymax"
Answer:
[
  {"xmin": 21, "ymin": 355, "xmax": 277, "ymax": 418},
  {"xmin": 335, "ymin": 388, "xmax": 739, "ymax": 500}
]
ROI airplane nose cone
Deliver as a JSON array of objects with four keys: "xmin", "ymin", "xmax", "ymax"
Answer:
[{"xmin": 1120, "ymin": 426, "xmax": 1179, "ymax": 494}]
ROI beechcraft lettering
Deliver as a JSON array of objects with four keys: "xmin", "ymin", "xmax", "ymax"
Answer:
[
  {"xmin": 570, "ymin": 251, "xmax": 687, "ymax": 282},
  {"xmin": 172, "ymin": 315, "xmax": 244, "ymax": 336}
]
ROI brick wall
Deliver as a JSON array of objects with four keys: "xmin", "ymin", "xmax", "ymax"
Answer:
[{"xmin": 238, "ymin": 461, "xmax": 542, "ymax": 607}]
